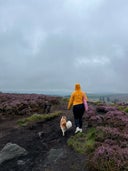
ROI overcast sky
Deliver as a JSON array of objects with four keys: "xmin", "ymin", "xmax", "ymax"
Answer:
[{"xmin": 0, "ymin": 0, "xmax": 128, "ymax": 94}]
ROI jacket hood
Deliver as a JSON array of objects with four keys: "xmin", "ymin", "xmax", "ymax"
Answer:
[{"xmin": 75, "ymin": 83, "xmax": 81, "ymax": 91}]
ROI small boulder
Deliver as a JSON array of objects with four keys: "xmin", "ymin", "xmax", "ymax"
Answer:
[{"xmin": 0, "ymin": 143, "xmax": 28, "ymax": 165}]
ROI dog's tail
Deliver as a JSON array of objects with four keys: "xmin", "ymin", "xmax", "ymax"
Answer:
[{"xmin": 66, "ymin": 121, "xmax": 72, "ymax": 129}]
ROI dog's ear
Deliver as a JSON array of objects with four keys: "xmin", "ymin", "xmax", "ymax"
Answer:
[
  {"xmin": 61, "ymin": 116, "xmax": 63, "ymax": 119},
  {"xmin": 63, "ymin": 116, "xmax": 67, "ymax": 119}
]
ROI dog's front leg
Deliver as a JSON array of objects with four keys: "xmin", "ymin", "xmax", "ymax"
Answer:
[{"xmin": 62, "ymin": 130, "xmax": 65, "ymax": 136}]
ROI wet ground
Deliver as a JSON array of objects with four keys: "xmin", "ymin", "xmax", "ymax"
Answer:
[{"xmin": 0, "ymin": 110, "xmax": 88, "ymax": 171}]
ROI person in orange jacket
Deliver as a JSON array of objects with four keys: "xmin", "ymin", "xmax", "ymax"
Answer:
[{"xmin": 67, "ymin": 83, "xmax": 88, "ymax": 133}]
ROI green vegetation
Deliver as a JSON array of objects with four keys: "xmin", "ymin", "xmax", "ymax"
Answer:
[
  {"xmin": 61, "ymin": 97, "xmax": 69, "ymax": 102},
  {"xmin": 67, "ymin": 133, "xmax": 87, "ymax": 154},
  {"xmin": 117, "ymin": 106, "xmax": 126, "ymax": 111},
  {"xmin": 92, "ymin": 101, "xmax": 103, "ymax": 105},
  {"xmin": 124, "ymin": 107, "xmax": 128, "ymax": 113},
  {"xmin": 17, "ymin": 111, "xmax": 62, "ymax": 126},
  {"xmin": 67, "ymin": 127, "xmax": 96, "ymax": 154},
  {"xmin": 117, "ymin": 105, "xmax": 128, "ymax": 113}
]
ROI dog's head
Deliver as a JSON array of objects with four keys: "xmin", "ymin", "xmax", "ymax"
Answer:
[
  {"xmin": 60, "ymin": 116, "xmax": 67, "ymax": 127},
  {"xmin": 61, "ymin": 116, "xmax": 67, "ymax": 120}
]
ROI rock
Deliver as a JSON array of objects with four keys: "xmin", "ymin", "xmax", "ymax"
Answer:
[
  {"xmin": 47, "ymin": 148, "xmax": 64, "ymax": 162},
  {"xmin": 38, "ymin": 131, "xmax": 45, "ymax": 138},
  {"xmin": 43, "ymin": 148, "xmax": 65, "ymax": 167},
  {"xmin": 17, "ymin": 160, "xmax": 26, "ymax": 165},
  {"xmin": 0, "ymin": 143, "xmax": 28, "ymax": 165}
]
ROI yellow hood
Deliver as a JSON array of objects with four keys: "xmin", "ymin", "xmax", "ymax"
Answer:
[{"xmin": 75, "ymin": 83, "xmax": 81, "ymax": 91}]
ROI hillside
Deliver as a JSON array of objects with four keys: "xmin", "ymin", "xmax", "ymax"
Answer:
[{"xmin": 0, "ymin": 93, "xmax": 128, "ymax": 171}]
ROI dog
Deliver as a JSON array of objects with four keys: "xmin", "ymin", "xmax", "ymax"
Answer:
[{"xmin": 60, "ymin": 116, "xmax": 72, "ymax": 136}]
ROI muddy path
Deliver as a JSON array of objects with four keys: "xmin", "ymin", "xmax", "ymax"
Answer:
[{"xmin": 0, "ymin": 110, "xmax": 88, "ymax": 171}]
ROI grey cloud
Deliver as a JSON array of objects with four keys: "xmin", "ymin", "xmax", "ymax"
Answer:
[{"xmin": 0, "ymin": 0, "xmax": 128, "ymax": 93}]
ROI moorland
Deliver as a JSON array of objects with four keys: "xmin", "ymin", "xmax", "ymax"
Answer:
[{"xmin": 0, "ymin": 92, "xmax": 128, "ymax": 171}]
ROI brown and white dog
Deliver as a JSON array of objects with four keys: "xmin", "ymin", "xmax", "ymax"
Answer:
[
  {"xmin": 60, "ymin": 116, "xmax": 67, "ymax": 136},
  {"xmin": 60, "ymin": 116, "xmax": 72, "ymax": 136}
]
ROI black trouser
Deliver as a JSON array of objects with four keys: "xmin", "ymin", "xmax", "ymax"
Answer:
[{"xmin": 73, "ymin": 103, "xmax": 85, "ymax": 128}]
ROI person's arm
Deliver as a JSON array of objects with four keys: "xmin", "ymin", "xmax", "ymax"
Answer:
[
  {"xmin": 83, "ymin": 92, "xmax": 89, "ymax": 112},
  {"xmin": 83, "ymin": 92, "xmax": 88, "ymax": 101}
]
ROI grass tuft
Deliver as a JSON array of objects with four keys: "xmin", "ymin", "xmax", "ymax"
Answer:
[
  {"xmin": 17, "ymin": 111, "xmax": 62, "ymax": 126},
  {"xmin": 67, "ymin": 127, "xmax": 96, "ymax": 154},
  {"xmin": 124, "ymin": 107, "xmax": 128, "ymax": 113}
]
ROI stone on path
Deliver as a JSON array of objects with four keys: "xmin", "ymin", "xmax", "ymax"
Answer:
[{"xmin": 0, "ymin": 142, "xmax": 28, "ymax": 165}]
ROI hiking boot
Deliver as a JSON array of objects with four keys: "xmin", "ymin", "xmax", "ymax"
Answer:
[
  {"xmin": 79, "ymin": 128, "xmax": 82, "ymax": 133},
  {"xmin": 75, "ymin": 127, "xmax": 80, "ymax": 133}
]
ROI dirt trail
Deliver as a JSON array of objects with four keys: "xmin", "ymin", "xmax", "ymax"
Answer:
[{"xmin": 0, "ymin": 110, "xmax": 88, "ymax": 171}]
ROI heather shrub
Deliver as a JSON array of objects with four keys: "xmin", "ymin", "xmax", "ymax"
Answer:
[
  {"xmin": 87, "ymin": 144, "xmax": 128, "ymax": 171},
  {"xmin": 96, "ymin": 106, "xmax": 117, "ymax": 113},
  {"xmin": 0, "ymin": 93, "xmax": 60, "ymax": 115},
  {"xmin": 96, "ymin": 106, "xmax": 107, "ymax": 113},
  {"xmin": 87, "ymin": 114, "xmax": 103, "ymax": 127},
  {"xmin": 103, "ymin": 111, "xmax": 128, "ymax": 128},
  {"xmin": 85, "ymin": 110, "xmax": 95, "ymax": 118},
  {"xmin": 96, "ymin": 126, "xmax": 128, "ymax": 145},
  {"xmin": 87, "ymin": 110, "xmax": 128, "ymax": 171}
]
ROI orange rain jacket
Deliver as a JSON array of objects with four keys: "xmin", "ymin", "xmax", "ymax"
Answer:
[{"xmin": 67, "ymin": 83, "xmax": 88, "ymax": 110}]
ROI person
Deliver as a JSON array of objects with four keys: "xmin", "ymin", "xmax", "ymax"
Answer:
[{"xmin": 67, "ymin": 83, "xmax": 88, "ymax": 133}]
